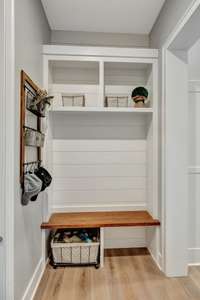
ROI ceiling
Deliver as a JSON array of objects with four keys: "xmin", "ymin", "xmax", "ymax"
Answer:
[{"xmin": 41, "ymin": 0, "xmax": 165, "ymax": 34}]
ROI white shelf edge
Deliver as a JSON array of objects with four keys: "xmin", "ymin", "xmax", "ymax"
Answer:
[
  {"xmin": 50, "ymin": 106, "xmax": 153, "ymax": 113},
  {"xmin": 43, "ymin": 45, "xmax": 158, "ymax": 59}
]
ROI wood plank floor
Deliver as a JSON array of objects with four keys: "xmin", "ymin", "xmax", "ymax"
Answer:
[{"xmin": 34, "ymin": 249, "xmax": 200, "ymax": 300}]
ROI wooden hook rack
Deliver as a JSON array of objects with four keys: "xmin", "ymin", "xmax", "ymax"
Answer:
[{"xmin": 20, "ymin": 70, "xmax": 43, "ymax": 185}]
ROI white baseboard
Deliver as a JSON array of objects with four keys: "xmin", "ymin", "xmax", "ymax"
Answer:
[
  {"xmin": 148, "ymin": 248, "xmax": 162, "ymax": 271},
  {"xmin": 22, "ymin": 258, "xmax": 48, "ymax": 300},
  {"xmin": 52, "ymin": 203, "xmax": 146, "ymax": 213},
  {"xmin": 188, "ymin": 248, "xmax": 200, "ymax": 266},
  {"xmin": 158, "ymin": 252, "xmax": 163, "ymax": 270}
]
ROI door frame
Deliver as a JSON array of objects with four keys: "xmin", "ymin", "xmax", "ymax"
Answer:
[
  {"xmin": 161, "ymin": 0, "xmax": 200, "ymax": 276},
  {"xmin": 0, "ymin": 0, "xmax": 15, "ymax": 299}
]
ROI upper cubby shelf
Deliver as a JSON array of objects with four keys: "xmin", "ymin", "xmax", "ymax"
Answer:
[
  {"xmin": 50, "ymin": 60, "xmax": 99, "ymax": 85},
  {"xmin": 50, "ymin": 106, "xmax": 153, "ymax": 113},
  {"xmin": 44, "ymin": 45, "xmax": 158, "ymax": 113},
  {"xmin": 43, "ymin": 45, "xmax": 159, "ymax": 58}
]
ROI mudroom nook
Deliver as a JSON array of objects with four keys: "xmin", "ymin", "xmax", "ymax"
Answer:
[
  {"xmin": 2, "ymin": 1, "xmax": 200, "ymax": 300},
  {"xmin": 39, "ymin": 45, "xmax": 160, "ymax": 270}
]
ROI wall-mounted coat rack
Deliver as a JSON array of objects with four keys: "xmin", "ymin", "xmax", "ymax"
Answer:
[
  {"xmin": 23, "ymin": 160, "xmax": 42, "ymax": 174},
  {"xmin": 20, "ymin": 71, "xmax": 51, "ymax": 185}
]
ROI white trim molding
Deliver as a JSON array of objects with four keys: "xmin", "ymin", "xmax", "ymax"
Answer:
[
  {"xmin": 0, "ymin": 0, "xmax": 15, "ymax": 299},
  {"xmin": 161, "ymin": 0, "xmax": 200, "ymax": 277},
  {"xmin": 148, "ymin": 248, "xmax": 162, "ymax": 272},
  {"xmin": 188, "ymin": 166, "xmax": 200, "ymax": 174},
  {"xmin": 43, "ymin": 44, "xmax": 158, "ymax": 58},
  {"xmin": 22, "ymin": 258, "xmax": 48, "ymax": 300},
  {"xmin": 189, "ymin": 80, "xmax": 200, "ymax": 92},
  {"xmin": 52, "ymin": 203, "xmax": 146, "ymax": 213},
  {"xmin": 188, "ymin": 248, "xmax": 200, "ymax": 265}
]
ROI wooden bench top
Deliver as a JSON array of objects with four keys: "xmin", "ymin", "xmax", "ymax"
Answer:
[{"xmin": 41, "ymin": 211, "xmax": 160, "ymax": 229}]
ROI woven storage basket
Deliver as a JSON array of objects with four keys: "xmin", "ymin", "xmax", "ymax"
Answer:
[
  {"xmin": 51, "ymin": 241, "xmax": 100, "ymax": 265},
  {"xmin": 105, "ymin": 96, "xmax": 128, "ymax": 107},
  {"xmin": 62, "ymin": 95, "xmax": 85, "ymax": 107}
]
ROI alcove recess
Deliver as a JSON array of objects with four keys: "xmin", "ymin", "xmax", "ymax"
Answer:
[{"xmin": 43, "ymin": 45, "xmax": 159, "ymax": 262}]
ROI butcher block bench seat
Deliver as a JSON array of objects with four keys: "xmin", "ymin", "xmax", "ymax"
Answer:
[{"xmin": 41, "ymin": 211, "xmax": 160, "ymax": 229}]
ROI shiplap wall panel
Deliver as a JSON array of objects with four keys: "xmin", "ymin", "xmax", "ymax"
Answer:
[
  {"xmin": 54, "ymin": 165, "xmax": 146, "ymax": 178},
  {"xmin": 53, "ymin": 139, "xmax": 146, "ymax": 152},
  {"xmin": 52, "ymin": 64, "xmax": 148, "ymax": 86},
  {"xmin": 53, "ymin": 177, "xmax": 146, "ymax": 190},
  {"xmin": 104, "ymin": 227, "xmax": 146, "ymax": 248},
  {"xmin": 52, "ymin": 139, "xmax": 147, "ymax": 210},
  {"xmin": 50, "ymin": 85, "xmax": 100, "ymax": 108},
  {"xmin": 51, "ymin": 112, "xmax": 148, "ymax": 140},
  {"xmin": 51, "ymin": 61, "xmax": 99, "ymax": 85},
  {"xmin": 53, "ymin": 151, "xmax": 146, "ymax": 165},
  {"xmin": 53, "ymin": 124, "xmax": 147, "ymax": 140},
  {"xmin": 50, "ymin": 84, "xmax": 151, "ymax": 108},
  {"xmin": 53, "ymin": 189, "xmax": 146, "ymax": 205},
  {"xmin": 53, "ymin": 68, "xmax": 99, "ymax": 85}
]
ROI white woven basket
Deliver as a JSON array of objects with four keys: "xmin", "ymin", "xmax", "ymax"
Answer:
[
  {"xmin": 62, "ymin": 95, "xmax": 85, "ymax": 107},
  {"xmin": 51, "ymin": 241, "xmax": 100, "ymax": 264},
  {"xmin": 105, "ymin": 96, "xmax": 129, "ymax": 107}
]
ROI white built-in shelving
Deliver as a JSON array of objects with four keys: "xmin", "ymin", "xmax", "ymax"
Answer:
[
  {"xmin": 44, "ymin": 45, "xmax": 158, "ymax": 114},
  {"xmin": 51, "ymin": 106, "xmax": 153, "ymax": 113},
  {"xmin": 43, "ymin": 45, "xmax": 159, "ymax": 267}
]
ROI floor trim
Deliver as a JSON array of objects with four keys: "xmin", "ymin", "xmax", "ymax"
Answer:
[
  {"xmin": 188, "ymin": 247, "xmax": 200, "ymax": 265},
  {"xmin": 148, "ymin": 248, "xmax": 162, "ymax": 271},
  {"xmin": 22, "ymin": 258, "xmax": 48, "ymax": 300}
]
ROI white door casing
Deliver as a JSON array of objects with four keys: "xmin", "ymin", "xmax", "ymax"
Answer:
[
  {"xmin": 163, "ymin": 49, "xmax": 188, "ymax": 276},
  {"xmin": 0, "ymin": 0, "xmax": 6, "ymax": 297},
  {"xmin": 0, "ymin": 0, "xmax": 15, "ymax": 299},
  {"xmin": 161, "ymin": 0, "xmax": 200, "ymax": 277}
]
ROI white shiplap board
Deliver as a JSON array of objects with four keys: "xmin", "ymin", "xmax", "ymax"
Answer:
[
  {"xmin": 52, "ymin": 139, "xmax": 147, "ymax": 211},
  {"xmin": 53, "ymin": 139, "xmax": 146, "ymax": 151},
  {"xmin": 51, "ymin": 112, "xmax": 149, "ymax": 140},
  {"xmin": 54, "ymin": 177, "xmax": 146, "ymax": 191},
  {"xmin": 53, "ymin": 151, "xmax": 146, "ymax": 164},
  {"xmin": 50, "ymin": 60, "xmax": 99, "ymax": 85},
  {"xmin": 53, "ymin": 166, "xmax": 146, "ymax": 178},
  {"xmin": 104, "ymin": 227, "xmax": 146, "ymax": 249},
  {"xmin": 50, "ymin": 84, "xmax": 152, "ymax": 108},
  {"xmin": 50, "ymin": 96, "xmax": 151, "ymax": 248},
  {"xmin": 50, "ymin": 60, "xmax": 150, "ymax": 86},
  {"xmin": 53, "ymin": 189, "xmax": 146, "ymax": 206},
  {"xmin": 52, "ymin": 139, "xmax": 147, "ymax": 248}
]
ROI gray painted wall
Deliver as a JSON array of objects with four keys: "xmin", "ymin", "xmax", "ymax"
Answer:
[
  {"xmin": 15, "ymin": 0, "xmax": 50, "ymax": 299},
  {"xmin": 150, "ymin": 0, "xmax": 194, "ymax": 48},
  {"xmin": 51, "ymin": 30, "xmax": 149, "ymax": 48},
  {"xmin": 13, "ymin": 1, "xmax": 198, "ymax": 296}
]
